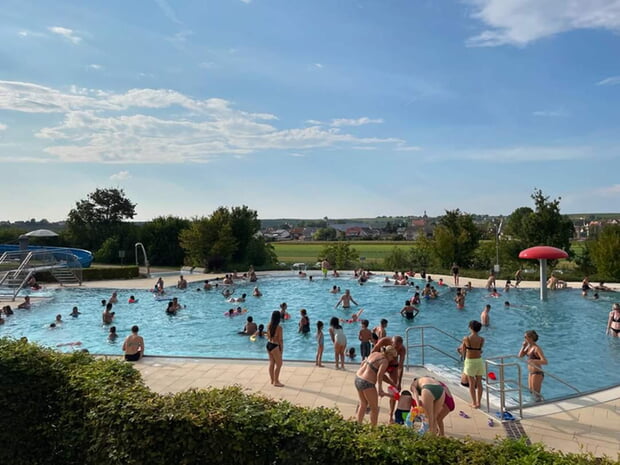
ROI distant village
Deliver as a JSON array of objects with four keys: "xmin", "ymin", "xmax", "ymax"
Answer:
[
  {"xmin": 1, "ymin": 213, "xmax": 618, "ymax": 242},
  {"xmin": 260, "ymin": 213, "xmax": 620, "ymax": 242}
]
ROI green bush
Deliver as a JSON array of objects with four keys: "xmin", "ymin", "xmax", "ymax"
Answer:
[
  {"xmin": 0, "ymin": 338, "xmax": 616, "ymax": 465},
  {"xmin": 35, "ymin": 266, "xmax": 140, "ymax": 283}
]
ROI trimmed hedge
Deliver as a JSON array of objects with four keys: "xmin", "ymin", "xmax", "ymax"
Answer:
[
  {"xmin": 0, "ymin": 338, "xmax": 617, "ymax": 465},
  {"xmin": 35, "ymin": 266, "xmax": 140, "ymax": 283}
]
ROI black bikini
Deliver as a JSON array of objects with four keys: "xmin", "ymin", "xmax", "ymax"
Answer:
[{"xmin": 528, "ymin": 349, "xmax": 544, "ymax": 376}]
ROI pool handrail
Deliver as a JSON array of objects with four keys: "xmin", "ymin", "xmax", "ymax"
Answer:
[
  {"xmin": 405, "ymin": 325, "xmax": 463, "ymax": 368},
  {"xmin": 485, "ymin": 354, "xmax": 581, "ymax": 416}
]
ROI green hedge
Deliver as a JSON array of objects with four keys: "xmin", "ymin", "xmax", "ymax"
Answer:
[
  {"xmin": 0, "ymin": 338, "xmax": 616, "ymax": 465},
  {"xmin": 35, "ymin": 266, "xmax": 140, "ymax": 283}
]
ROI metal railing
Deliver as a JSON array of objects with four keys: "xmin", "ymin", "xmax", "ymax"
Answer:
[
  {"xmin": 485, "ymin": 354, "xmax": 581, "ymax": 417},
  {"xmin": 485, "ymin": 355, "xmax": 524, "ymax": 418},
  {"xmin": 0, "ymin": 250, "xmax": 82, "ymax": 300},
  {"xmin": 406, "ymin": 328, "xmax": 584, "ymax": 418},
  {"xmin": 405, "ymin": 325, "xmax": 463, "ymax": 368}
]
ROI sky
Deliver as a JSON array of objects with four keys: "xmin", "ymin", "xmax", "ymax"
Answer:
[{"xmin": 1, "ymin": 0, "xmax": 620, "ymax": 222}]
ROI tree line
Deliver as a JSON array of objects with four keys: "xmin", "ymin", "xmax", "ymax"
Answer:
[{"xmin": 0, "ymin": 187, "xmax": 617, "ymax": 279}]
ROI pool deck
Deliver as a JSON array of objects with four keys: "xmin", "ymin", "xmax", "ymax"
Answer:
[
  {"xmin": 132, "ymin": 355, "xmax": 620, "ymax": 459},
  {"xmin": 3, "ymin": 271, "xmax": 619, "ymax": 459}
]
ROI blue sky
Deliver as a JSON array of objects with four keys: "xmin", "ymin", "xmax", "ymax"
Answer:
[{"xmin": 1, "ymin": 0, "xmax": 619, "ymax": 222}]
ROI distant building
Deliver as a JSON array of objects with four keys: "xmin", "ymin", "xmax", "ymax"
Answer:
[{"xmin": 408, "ymin": 211, "xmax": 434, "ymax": 239}]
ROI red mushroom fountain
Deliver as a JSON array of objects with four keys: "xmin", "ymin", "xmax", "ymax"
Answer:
[{"xmin": 518, "ymin": 246, "xmax": 569, "ymax": 300}]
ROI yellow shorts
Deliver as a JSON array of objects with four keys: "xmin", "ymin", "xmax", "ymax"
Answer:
[{"xmin": 463, "ymin": 358, "xmax": 484, "ymax": 377}]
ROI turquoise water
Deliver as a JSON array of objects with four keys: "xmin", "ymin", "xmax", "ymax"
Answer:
[{"xmin": 2, "ymin": 274, "xmax": 618, "ymax": 401}]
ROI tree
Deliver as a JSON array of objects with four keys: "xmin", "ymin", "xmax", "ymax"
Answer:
[
  {"xmin": 319, "ymin": 243, "xmax": 359, "ymax": 270},
  {"xmin": 140, "ymin": 216, "xmax": 191, "ymax": 266},
  {"xmin": 589, "ymin": 224, "xmax": 620, "ymax": 280},
  {"xmin": 432, "ymin": 209, "xmax": 480, "ymax": 268},
  {"xmin": 313, "ymin": 227, "xmax": 338, "ymax": 241},
  {"xmin": 384, "ymin": 247, "xmax": 410, "ymax": 270},
  {"xmin": 179, "ymin": 206, "xmax": 274, "ymax": 271},
  {"xmin": 230, "ymin": 206, "xmax": 261, "ymax": 264},
  {"xmin": 504, "ymin": 189, "xmax": 574, "ymax": 257},
  {"xmin": 66, "ymin": 188, "xmax": 137, "ymax": 252}
]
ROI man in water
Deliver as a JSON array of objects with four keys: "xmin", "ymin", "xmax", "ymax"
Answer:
[{"xmin": 335, "ymin": 289, "xmax": 358, "ymax": 309}]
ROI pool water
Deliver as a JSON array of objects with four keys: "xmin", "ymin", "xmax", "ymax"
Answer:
[{"xmin": 2, "ymin": 274, "xmax": 618, "ymax": 401}]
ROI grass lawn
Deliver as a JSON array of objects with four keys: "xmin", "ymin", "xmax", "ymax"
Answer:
[{"xmin": 272, "ymin": 241, "xmax": 416, "ymax": 265}]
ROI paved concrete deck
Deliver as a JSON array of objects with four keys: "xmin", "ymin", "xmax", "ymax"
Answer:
[{"xmin": 133, "ymin": 356, "xmax": 620, "ymax": 460}]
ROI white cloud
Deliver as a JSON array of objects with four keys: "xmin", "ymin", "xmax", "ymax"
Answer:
[
  {"xmin": 440, "ymin": 145, "xmax": 592, "ymax": 162},
  {"xmin": 154, "ymin": 0, "xmax": 183, "ymax": 25},
  {"xmin": 532, "ymin": 110, "xmax": 568, "ymax": 117},
  {"xmin": 199, "ymin": 61, "xmax": 217, "ymax": 69},
  {"xmin": 110, "ymin": 170, "xmax": 131, "ymax": 181},
  {"xmin": 394, "ymin": 145, "xmax": 422, "ymax": 151},
  {"xmin": 48, "ymin": 26, "xmax": 82, "ymax": 44},
  {"xmin": 314, "ymin": 63, "xmax": 324, "ymax": 69},
  {"xmin": 0, "ymin": 80, "xmax": 410, "ymax": 164},
  {"xmin": 466, "ymin": 0, "xmax": 620, "ymax": 47},
  {"xmin": 597, "ymin": 76, "xmax": 620, "ymax": 86},
  {"xmin": 88, "ymin": 64, "xmax": 103, "ymax": 70},
  {"xmin": 290, "ymin": 153, "xmax": 305, "ymax": 157},
  {"xmin": 169, "ymin": 30, "xmax": 193, "ymax": 44},
  {"xmin": 595, "ymin": 184, "xmax": 620, "ymax": 196},
  {"xmin": 306, "ymin": 117, "xmax": 383, "ymax": 127},
  {"xmin": 0, "ymin": 123, "xmax": 7, "ymax": 131},
  {"xmin": 330, "ymin": 117, "xmax": 383, "ymax": 127}
]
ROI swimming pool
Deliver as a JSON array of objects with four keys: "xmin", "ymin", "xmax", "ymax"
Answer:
[{"xmin": 2, "ymin": 274, "xmax": 618, "ymax": 402}]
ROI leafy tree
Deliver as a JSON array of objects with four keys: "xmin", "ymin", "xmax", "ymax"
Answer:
[
  {"xmin": 313, "ymin": 227, "xmax": 338, "ymax": 241},
  {"xmin": 432, "ymin": 209, "xmax": 480, "ymax": 268},
  {"xmin": 140, "ymin": 216, "xmax": 191, "ymax": 266},
  {"xmin": 319, "ymin": 243, "xmax": 359, "ymax": 269},
  {"xmin": 66, "ymin": 188, "xmax": 137, "ymax": 252},
  {"xmin": 179, "ymin": 206, "xmax": 273, "ymax": 271},
  {"xmin": 0, "ymin": 227, "xmax": 27, "ymax": 243},
  {"xmin": 384, "ymin": 247, "xmax": 410, "ymax": 270},
  {"xmin": 504, "ymin": 189, "xmax": 574, "ymax": 256},
  {"xmin": 230, "ymin": 206, "xmax": 261, "ymax": 264},
  {"xmin": 589, "ymin": 224, "xmax": 620, "ymax": 280},
  {"xmin": 409, "ymin": 236, "xmax": 434, "ymax": 271},
  {"xmin": 574, "ymin": 242, "xmax": 597, "ymax": 277}
]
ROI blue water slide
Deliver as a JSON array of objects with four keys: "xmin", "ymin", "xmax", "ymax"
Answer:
[{"xmin": 0, "ymin": 244, "xmax": 94, "ymax": 268}]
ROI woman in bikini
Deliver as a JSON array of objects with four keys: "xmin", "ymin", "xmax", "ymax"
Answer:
[
  {"xmin": 460, "ymin": 320, "xmax": 485, "ymax": 408},
  {"xmin": 354, "ymin": 344, "xmax": 397, "ymax": 426},
  {"xmin": 518, "ymin": 329, "xmax": 547, "ymax": 401},
  {"xmin": 606, "ymin": 303, "xmax": 620, "ymax": 337},
  {"xmin": 266, "ymin": 311, "xmax": 284, "ymax": 387},
  {"xmin": 411, "ymin": 376, "xmax": 445, "ymax": 435}
]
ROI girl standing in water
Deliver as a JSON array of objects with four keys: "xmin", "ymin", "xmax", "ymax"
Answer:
[
  {"xmin": 266, "ymin": 311, "xmax": 284, "ymax": 387},
  {"xmin": 518, "ymin": 330, "xmax": 547, "ymax": 401}
]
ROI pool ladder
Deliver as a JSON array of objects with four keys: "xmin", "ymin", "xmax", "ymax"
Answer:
[{"xmin": 405, "ymin": 326, "xmax": 581, "ymax": 418}]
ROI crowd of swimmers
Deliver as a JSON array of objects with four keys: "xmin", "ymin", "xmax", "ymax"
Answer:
[{"xmin": 2, "ymin": 265, "xmax": 618, "ymax": 432}]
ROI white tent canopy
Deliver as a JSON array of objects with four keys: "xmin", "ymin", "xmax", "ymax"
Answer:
[{"xmin": 21, "ymin": 229, "xmax": 59, "ymax": 238}]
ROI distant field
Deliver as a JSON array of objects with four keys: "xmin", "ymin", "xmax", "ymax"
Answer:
[
  {"xmin": 272, "ymin": 241, "xmax": 416, "ymax": 265},
  {"xmin": 272, "ymin": 240, "xmax": 588, "ymax": 268}
]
